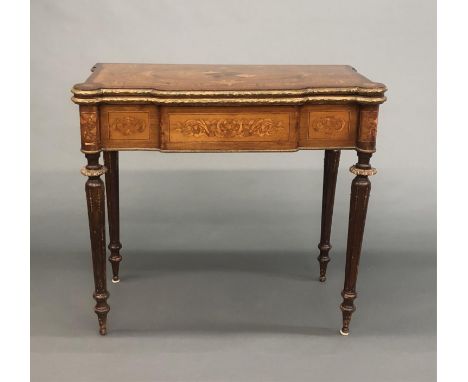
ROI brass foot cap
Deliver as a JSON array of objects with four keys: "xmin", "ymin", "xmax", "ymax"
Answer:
[
  {"xmin": 340, "ymin": 329, "xmax": 349, "ymax": 336},
  {"xmin": 319, "ymin": 276, "xmax": 326, "ymax": 282},
  {"xmin": 99, "ymin": 328, "xmax": 107, "ymax": 336},
  {"xmin": 112, "ymin": 277, "xmax": 120, "ymax": 284}
]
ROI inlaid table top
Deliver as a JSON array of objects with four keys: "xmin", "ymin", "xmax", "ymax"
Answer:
[
  {"xmin": 71, "ymin": 63, "xmax": 387, "ymax": 336},
  {"xmin": 72, "ymin": 63, "xmax": 387, "ymax": 104}
]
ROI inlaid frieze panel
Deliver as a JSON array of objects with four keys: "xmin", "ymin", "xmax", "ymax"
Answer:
[
  {"xmin": 169, "ymin": 113, "xmax": 290, "ymax": 143},
  {"xmin": 299, "ymin": 105, "xmax": 358, "ymax": 149},
  {"xmin": 161, "ymin": 106, "xmax": 297, "ymax": 151},
  {"xmin": 307, "ymin": 111, "xmax": 351, "ymax": 140},
  {"xmin": 174, "ymin": 118, "xmax": 284, "ymax": 139},
  {"xmin": 108, "ymin": 112, "xmax": 149, "ymax": 140},
  {"xmin": 100, "ymin": 105, "xmax": 159, "ymax": 149}
]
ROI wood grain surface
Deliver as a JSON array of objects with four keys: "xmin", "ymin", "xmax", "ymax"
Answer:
[{"xmin": 75, "ymin": 63, "xmax": 384, "ymax": 91}]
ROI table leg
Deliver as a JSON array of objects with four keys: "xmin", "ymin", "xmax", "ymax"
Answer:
[
  {"xmin": 82, "ymin": 152, "xmax": 110, "ymax": 335},
  {"xmin": 317, "ymin": 149, "xmax": 340, "ymax": 282},
  {"xmin": 104, "ymin": 151, "xmax": 122, "ymax": 283},
  {"xmin": 340, "ymin": 152, "xmax": 376, "ymax": 335}
]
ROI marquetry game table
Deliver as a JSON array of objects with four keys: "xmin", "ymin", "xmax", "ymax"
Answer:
[{"xmin": 72, "ymin": 64, "xmax": 387, "ymax": 336}]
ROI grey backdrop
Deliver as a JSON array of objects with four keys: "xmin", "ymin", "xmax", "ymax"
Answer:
[{"xmin": 31, "ymin": 1, "xmax": 436, "ymax": 381}]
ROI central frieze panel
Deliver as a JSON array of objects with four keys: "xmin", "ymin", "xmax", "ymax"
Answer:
[{"xmin": 161, "ymin": 106, "xmax": 298, "ymax": 151}]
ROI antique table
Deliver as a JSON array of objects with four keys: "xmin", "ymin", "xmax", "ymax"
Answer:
[{"xmin": 72, "ymin": 64, "xmax": 387, "ymax": 336}]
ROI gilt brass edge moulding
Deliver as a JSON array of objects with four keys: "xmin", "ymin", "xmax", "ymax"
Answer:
[
  {"xmin": 71, "ymin": 95, "xmax": 387, "ymax": 105},
  {"xmin": 83, "ymin": 146, "xmax": 356, "ymax": 153},
  {"xmin": 72, "ymin": 86, "xmax": 387, "ymax": 97},
  {"xmin": 158, "ymin": 146, "xmax": 356, "ymax": 153}
]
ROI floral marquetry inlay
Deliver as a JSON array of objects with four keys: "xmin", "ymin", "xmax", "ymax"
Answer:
[
  {"xmin": 107, "ymin": 111, "xmax": 151, "ymax": 141},
  {"xmin": 80, "ymin": 112, "xmax": 98, "ymax": 144},
  {"xmin": 110, "ymin": 116, "xmax": 147, "ymax": 136},
  {"xmin": 310, "ymin": 115, "xmax": 346, "ymax": 135},
  {"xmin": 175, "ymin": 118, "xmax": 284, "ymax": 139},
  {"xmin": 359, "ymin": 110, "xmax": 378, "ymax": 142},
  {"xmin": 306, "ymin": 110, "xmax": 351, "ymax": 141},
  {"xmin": 166, "ymin": 109, "xmax": 294, "ymax": 147}
]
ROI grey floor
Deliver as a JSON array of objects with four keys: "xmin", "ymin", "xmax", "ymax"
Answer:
[{"xmin": 31, "ymin": 167, "xmax": 436, "ymax": 382}]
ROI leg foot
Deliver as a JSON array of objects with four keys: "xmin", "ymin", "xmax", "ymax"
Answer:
[
  {"xmin": 317, "ymin": 246, "xmax": 330, "ymax": 283},
  {"xmin": 94, "ymin": 292, "xmax": 110, "ymax": 335},
  {"xmin": 98, "ymin": 315, "xmax": 108, "ymax": 336},
  {"xmin": 339, "ymin": 329, "xmax": 349, "ymax": 336},
  {"xmin": 319, "ymin": 275, "xmax": 327, "ymax": 283},
  {"xmin": 340, "ymin": 291, "xmax": 356, "ymax": 336},
  {"xmin": 109, "ymin": 245, "xmax": 122, "ymax": 283}
]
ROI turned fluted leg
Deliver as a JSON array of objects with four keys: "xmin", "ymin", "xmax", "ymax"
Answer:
[
  {"xmin": 82, "ymin": 152, "xmax": 110, "ymax": 335},
  {"xmin": 104, "ymin": 151, "xmax": 122, "ymax": 283},
  {"xmin": 340, "ymin": 152, "xmax": 376, "ymax": 336},
  {"xmin": 317, "ymin": 150, "xmax": 340, "ymax": 282}
]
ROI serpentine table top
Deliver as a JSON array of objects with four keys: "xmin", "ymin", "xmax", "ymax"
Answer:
[{"xmin": 72, "ymin": 63, "xmax": 386, "ymax": 103}]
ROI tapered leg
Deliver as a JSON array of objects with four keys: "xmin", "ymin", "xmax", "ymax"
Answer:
[
  {"xmin": 340, "ymin": 152, "xmax": 376, "ymax": 335},
  {"xmin": 104, "ymin": 151, "xmax": 122, "ymax": 283},
  {"xmin": 317, "ymin": 150, "xmax": 341, "ymax": 282},
  {"xmin": 82, "ymin": 152, "xmax": 110, "ymax": 335}
]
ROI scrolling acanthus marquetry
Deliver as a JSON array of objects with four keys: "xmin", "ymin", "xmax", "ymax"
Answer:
[{"xmin": 174, "ymin": 118, "xmax": 284, "ymax": 139}]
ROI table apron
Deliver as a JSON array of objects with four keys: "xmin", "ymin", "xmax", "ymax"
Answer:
[{"xmin": 80, "ymin": 104, "xmax": 378, "ymax": 152}]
